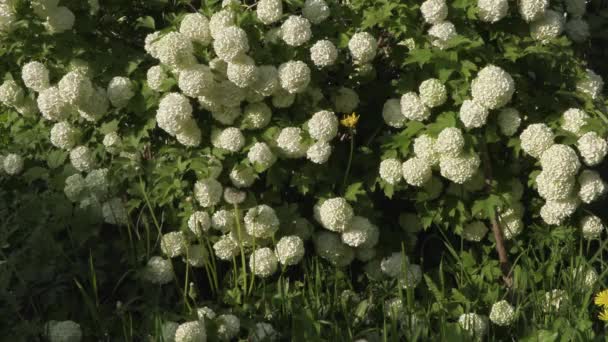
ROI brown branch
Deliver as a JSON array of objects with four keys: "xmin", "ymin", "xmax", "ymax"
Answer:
[{"xmin": 480, "ymin": 138, "xmax": 513, "ymax": 288}]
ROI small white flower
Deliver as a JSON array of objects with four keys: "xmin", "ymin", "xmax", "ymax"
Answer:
[
  {"xmin": 178, "ymin": 65, "xmax": 214, "ymax": 98},
  {"xmin": 459, "ymin": 99, "xmax": 489, "ymax": 129},
  {"xmin": 174, "ymin": 321, "xmax": 206, "ymax": 342},
  {"xmin": 530, "ymin": 10, "xmax": 565, "ymax": 43},
  {"xmin": 247, "ymin": 142, "xmax": 276, "ymax": 170},
  {"xmin": 400, "ymin": 92, "xmax": 430, "ymax": 121},
  {"xmin": 275, "ymin": 235, "xmax": 305, "ymax": 265},
  {"xmin": 379, "ymin": 158, "xmax": 402, "ymax": 185},
  {"xmin": 477, "ymin": 0, "xmax": 509, "ymax": 23},
  {"xmin": 21, "ymin": 61, "xmax": 50, "ymax": 92},
  {"xmin": 216, "ymin": 314, "xmax": 240, "ymax": 341},
  {"xmin": 227, "ymin": 55, "xmax": 259, "ymax": 88},
  {"xmin": 341, "ymin": 216, "xmax": 379, "ymax": 248},
  {"xmin": 520, "ymin": 123, "xmax": 554, "ymax": 158},
  {"xmin": 244, "ymin": 204, "xmax": 280, "ymax": 238},
  {"xmin": 46, "ymin": 320, "xmax": 82, "ymax": 342},
  {"xmin": 70, "ymin": 146, "xmax": 94, "ymax": 172},
  {"xmin": 458, "ymin": 313, "xmax": 488, "ymax": 338},
  {"xmin": 276, "ymin": 127, "xmax": 307, "ymax": 158},
  {"xmin": 210, "ymin": 9, "xmax": 237, "ymax": 39},
  {"xmin": 420, "ymin": 0, "xmax": 448, "ymax": 24},
  {"xmin": 142, "ymin": 256, "xmax": 174, "ymax": 285},
  {"xmin": 281, "ymin": 16, "xmax": 312, "ymax": 47},
  {"xmin": 436, "ymin": 127, "xmax": 465, "ymax": 157},
  {"xmin": 306, "ymin": 141, "xmax": 332, "ymax": 164},
  {"xmin": 497, "ymin": 108, "xmax": 522, "ymax": 136},
  {"xmin": 577, "ymin": 132, "xmax": 607, "ymax": 166},
  {"xmin": 439, "ymin": 153, "xmax": 481, "ymax": 184},
  {"xmin": 50, "ymin": 122, "xmax": 78, "ymax": 150},
  {"xmin": 539, "ymin": 144, "xmax": 580, "ymax": 179},
  {"xmin": 213, "ymin": 234, "xmax": 240, "ymax": 260},
  {"xmin": 211, "ymin": 127, "xmax": 245, "ymax": 152},
  {"xmin": 310, "ymin": 40, "xmax": 338, "ymax": 68},
  {"xmin": 249, "ymin": 247, "xmax": 278, "ymax": 277},
  {"xmin": 419, "ymin": 78, "xmax": 447, "ymax": 108},
  {"xmin": 107, "ymin": 76, "xmax": 134, "ymax": 108},
  {"xmin": 213, "ymin": 26, "xmax": 250, "ymax": 62},
  {"xmin": 519, "ymin": 0, "xmax": 548, "ymax": 22},
  {"xmin": 278, "ymin": 60, "xmax": 311, "ymax": 94},
  {"xmin": 576, "ymin": 69, "xmax": 603, "ymax": 100},
  {"xmin": 180, "ymin": 13, "xmax": 211, "ymax": 45},
  {"xmin": 188, "ymin": 211, "xmax": 211, "ymax": 236},
  {"xmin": 561, "ymin": 108, "xmax": 589, "ymax": 136},
  {"xmin": 471, "ymin": 65, "xmax": 515, "ymax": 110},
  {"xmin": 318, "ymin": 197, "xmax": 354, "ymax": 232},
  {"xmin": 229, "ymin": 166, "xmax": 256, "ymax": 188},
  {"xmin": 303, "ymin": 0, "xmax": 330, "ymax": 24},
  {"xmin": 413, "ymin": 134, "xmax": 440, "ymax": 166},
  {"xmin": 257, "ymin": 0, "xmax": 283, "ymax": 24},
  {"xmin": 540, "ymin": 197, "xmax": 579, "ymax": 225},
  {"xmin": 402, "ymin": 157, "xmax": 432, "ymax": 187},
  {"xmin": 160, "ymin": 231, "xmax": 187, "ymax": 258},
  {"xmin": 308, "ymin": 110, "xmax": 338, "ymax": 141},
  {"xmin": 194, "ymin": 178, "xmax": 223, "ymax": 208},
  {"xmin": 578, "ymin": 170, "xmax": 606, "ymax": 204},
  {"xmin": 428, "ymin": 21, "xmax": 457, "ymax": 49},
  {"xmin": 581, "ymin": 215, "xmax": 604, "ymax": 239},
  {"xmin": 382, "ymin": 99, "xmax": 406, "ymax": 128},
  {"xmin": 348, "ymin": 32, "xmax": 377, "ymax": 64},
  {"xmin": 156, "ymin": 93, "xmax": 193, "ymax": 136}
]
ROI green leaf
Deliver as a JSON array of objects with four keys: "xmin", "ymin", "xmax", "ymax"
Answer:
[
  {"xmin": 47, "ymin": 150, "xmax": 67, "ymax": 169},
  {"xmin": 344, "ymin": 182, "xmax": 365, "ymax": 202}
]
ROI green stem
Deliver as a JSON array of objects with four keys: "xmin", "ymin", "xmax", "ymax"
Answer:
[
  {"xmin": 341, "ymin": 133, "xmax": 355, "ymax": 193},
  {"xmin": 233, "ymin": 204, "xmax": 248, "ymax": 298}
]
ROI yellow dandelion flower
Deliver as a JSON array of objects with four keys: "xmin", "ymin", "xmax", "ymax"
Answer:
[
  {"xmin": 595, "ymin": 290, "xmax": 608, "ymax": 307},
  {"xmin": 600, "ymin": 308, "xmax": 608, "ymax": 322},
  {"xmin": 341, "ymin": 112, "xmax": 360, "ymax": 129}
]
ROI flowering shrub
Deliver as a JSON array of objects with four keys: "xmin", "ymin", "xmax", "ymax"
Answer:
[{"xmin": 0, "ymin": 0, "xmax": 607, "ymax": 340}]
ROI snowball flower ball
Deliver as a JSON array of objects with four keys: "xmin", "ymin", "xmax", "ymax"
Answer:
[
  {"xmin": 276, "ymin": 235, "xmax": 305, "ymax": 265},
  {"xmin": 519, "ymin": 0, "xmax": 548, "ymax": 22},
  {"xmin": 581, "ymin": 215, "xmax": 604, "ymax": 239},
  {"xmin": 276, "ymin": 127, "xmax": 307, "ymax": 158},
  {"xmin": 380, "ymin": 252, "xmax": 407, "ymax": 278},
  {"xmin": 213, "ymin": 26, "xmax": 250, "ymax": 62},
  {"xmin": 257, "ymin": 0, "xmax": 283, "ymax": 24},
  {"xmin": 50, "ymin": 122, "xmax": 78, "ymax": 150},
  {"xmin": 460, "ymin": 99, "xmax": 489, "ymax": 129},
  {"xmin": 194, "ymin": 178, "xmax": 222, "ymax": 208},
  {"xmin": 176, "ymin": 119, "xmax": 202, "ymax": 147},
  {"xmin": 308, "ymin": 110, "xmax": 338, "ymax": 141},
  {"xmin": 147, "ymin": 66, "xmax": 167, "ymax": 92},
  {"xmin": 102, "ymin": 197, "xmax": 129, "ymax": 225},
  {"xmin": 244, "ymin": 204, "xmax": 280, "ymax": 238},
  {"xmin": 227, "ymin": 55, "xmax": 259, "ymax": 88},
  {"xmin": 471, "ymin": 65, "xmax": 515, "ymax": 110},
  {"xmin": 160, "ymin": 231, "xmax": 186, "ymax": 258},
  {"xmin": 156, "ymin": 93, "xmax": 193, "ymax": 136},
  {"xmin": 497, "ymin": 108, "xmax": 521, "ymax": 136},
  {"xmin": 155, "ymin": 32, "xmax": 195, "ymax": 69},
  {"xmin": 209, "ymin": 9, "xmax": 236, "ymax": 38},
  {"xmin": 577, "ymin": 132, "xmax": 607, "ymax": 166},
  {"xmin": 539, "ymin": 144, "xmax": 580, "ymax": 179},
  {"xmin": 540, "ymin": 197, "xmax": 579, "ymax": 225},
  {"xmin": 21, "ymin": 61, "xmax": 50, "ymax": 92},
  {"xmin": 224, "ymin": 187, "xmax": 246, "ymax": 205},
  {"xmin": 58, "ymin": 71, "xmax": 93, "ymax": 106},
  {"xmin": 379, "ymin": 158, "xmax": 402, "ymax": 185},
  {"xmin": 341, "ymin": 216, "xmax": 379, "ymax": 248},
  {"xmin": 242, "ymin": 102, "xmax": 272, "ymax": 129},
  {"xmin": 420, "ymin": 0, "xmax": 448, "ymax": 24},
  {"xmin": 530, "ymin": 10, "xmax": 564, "ymax": 43},
  {"xmin": 212, "ymin": 210, "xmax": 235, "ymax": 233},
  {"xmin": 0, "ymin": 80, "xmax": 24, "ymax": 107},
  {"xmin": 535, "ymin": 171, "xmax": 575, "ymax": 200},
  {"xmin": 478, "ymin": 0, "xmax": 509, "ymax": 23},
  {"xmin": 143, "ymin": 256, "xmax": 174, "ymax": 285},
  {"xmin": 578, "ymin": 170, "xmax": 606, "ymax": 204},
  {"xmin": 428, "ymin": 21, "xmax": 457, "ymax": 49},
  {"xmin": 229, "ymin": 166, "xmax": 256, "ymax": 189},
  {"xmin": 47, "ymin": 320, "xmax": 82, "ymax": 342},
  {"xmin": 458, "ymin": 313, "xmax": 488, "ymax": 338},
  {"xmin": 402, "ymin": 157, "xmax": 432, "ymax": 187},
  {"xmin": 439, "ymin": 153, "xmax": 480, "ymax": 184},
  {"xmin": 566, "ymin": 18, "xmax": 589, "ymax": 43},
  {"xmin": 179, "ymin": 13, "xmax": 211, "ymax": 45},
  {"xmin": 319, "ymin": 197, "xmax": 354, "ymax": 232},
  {"xmin": 216, "ymin": 314, "xmax": 240, "ymax": 341},
  {"xmin": 175, "ymin": 321, "xmax": 206, "ymax": 342},
  {"xmin": 281, "ymin": 16, "xmax": 312, "ymax": 47},
  {"xmin": 252, "ymin": 65, "xmax": 280, "ymax": 96},
  {"xmin": 462, "ymin": 221, "xmax": 488, "ymax": 242},
  {"xmin": 382, "ymin": 99, "xmax": 406, "ymax": 128},
  {"xmin": 249, "ymin": 247, "xmax": 278, "ymax": 277},
  {"xmin": 178, "ymin": 65, "xmax": 214, "ymax": 98},
  {"xmin": 64, "ymin": 174, "xmax": 85, "ymax": 202},
  {"xmin": 400, "ymin": 92, "xmax": 430, "ymax": 121},
  {"xmin": 306, "ymin": 141, "xmax": 332, "ymax": 164},
  {"xmin": 348, "ymin": 32, "xmax": 377, "ymax": 64},
  {"xmin": 38, "ymin": 86, "xmax": 68, "ymax": 121},
  {"xmin": 419, "ymin": 78, "xmax": 447, "ymax": 108},
  {"xmin": 107, "ymin": 76, "xmax": 134, "ymax": 108},
  {"xmin": 310, "ymin": 40, "xmax": 338, "ymax": 67},
  {"xmin": 212, "ymin": 127, "xmax": 245, "ymax": 152},
  {"xmin": 188, "ymin": 211, "xmax": 211, "ymax": 236},
  {"xmin": 561, "ymin": 108, "xmax": 588, "ymax": 136},
  {"xmin": 313, "ymin": 231, "xmax": 355, "ymax": 267},
  {"xmin": 520, "ymin": 123, "xmax": 554, "ymax": 158},
  {"xmin": 332, "ymin": 87, "xmax": 359, "ymax": 113},
  {"xmin": 213, "ymin": 235, "xmax": 240, "ymax": 260},
  {"xmin": 436, "ymin": 127, "xmax": 465, "ymax": 157},
  {"xmin": 414, "ymin": 134, "xmax": 440, "ymax": 166},
  {"xmin": 490, "ymin": 300, "xmax": 515, "ymax": 327},
  {"xmin": 278, "ymin": 60, "xmax": 311, "ymax": 94},
  {"xmin": 46, "ymin": 6, "xmax": 75, "ymax": 34},
  {"xmin": 70, "ymin": 146, "xmax": 94, "ymax": 172},
  {"xmin": 247, "ymin": 142, "xmax": 276, "ymax": 170},
  {"xmin": 303, "ymin": 0, "xmax": 330, "ymax": 24},
  {"xmin": 576, "ymin": 69, "xmax": 603, "ymax": 100}
]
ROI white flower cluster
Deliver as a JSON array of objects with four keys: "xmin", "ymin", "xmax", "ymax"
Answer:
[
  {"xmin": 174, "ymin": 321, "xmax": 206, "ymax": 342},
  {"xmin": 156, "ymin": 93, "xmax": 201, "ymax": 147},
  {"xmin": 305, "ymin": 110, "xmax": 339, "ymax": 164},
  {"xmin": 31, "ymin": 1, "xmax": 75, "ymax": 34},
  {"xmin": 396, "ymin": 78, "xmax": 448, "ymax": 123},
  {"xmin": 348, "ymin": 32, "xmax": 377, "ymax": 64},
  {"xmin": 458, "ymin": 313, "xmax": 488, "ymax": 338},
  {"xmin": 581, "ymin": 215, "xmax": 605, "ymax": 239},
  {"xmin": 46, "ymin": 320, "xmax": 82, "ymax": 342},
  {"xmin": 310, "ymin": 40, "xmax": 338, "ymax": 68},
  {"xmin": 461, "ymin": 65, "xmax": 515, "ymax": 128},
  {"xmin": 0, "ymin": 2, "xmax": 16, "ymax": 32},
  {"xmin": 142, "ymin": 256, "xmax": 174, "ymax": 285},
  {"xmin": 489, "ymin": 300, "xmax": 515, "ymax": 326},
  {"xmin": 530, "ymin": 10, "xmax": 564, "ymax": 43},
  {"xmin": 576, "ymin": 69, "xmax": 603, "ymax": 100},
  {"xmin": 380, "ymin": 252, "xmax": 422, "ymax": 289},
  {"xmin": 477, "ymin": 0, "xmax": 508, "ymax": 23},
  {"xmin": 519, "ymin": 0, "xmax": 548, "ymax": 22}
]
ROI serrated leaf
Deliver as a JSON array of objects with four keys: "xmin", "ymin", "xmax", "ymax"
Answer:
[
  {"xmin": 344, "ymin": 182, "xmax": 365, "ymax": 202},
  {"xmin": 47, "ymin": 150, "xmax": 67, "ymax": 169}
]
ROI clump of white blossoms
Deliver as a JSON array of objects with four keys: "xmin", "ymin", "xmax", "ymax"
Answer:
[
  {"xmin": 477, "ymin": 0, "xmax": 508, "ymax": 23},
  {"xmin": 530, "ymin": 10, "xmax": 565, "ymax": 43},
  {"xmin": 247, "ymin": 142, "xmax": 276, "ymax": 170},
  {"xmin": 439, "ymin": 153, "xmax": 481, "ymax": 184},
  {"xmin": 577, "ymin": 132, "xmax": 607, "ymax": 166},
  {"xmin": 147, "ymin": 66, "xmax": 167, "ymax": 92},
  {"xmin": 45, "ymin": 6, "xmax": 75, "ymax": 34},
  {"xmin": 249, "ymin": 247, "xmax": 278, "ymax": 277},
  {"xmin": 58, "ymin": 71, "xmax": 93, "ymax": 106},
  {"xmin": 313, "ymin": 231, "xmax": 355, "ymax": 266},
  {"xmin": 281, "ymin": 16, "xmax": 312, "ymax": 47},
  {"xmin": 160, "ymin": 231, "xmax": 187, "ymax": 258},
  {"xmin": 308, "ymin": 110, "xmax": 338, "ymax": 141},
  {"xmin": 419, "ymin": 78, "xmax": 447, "ymax": 108},
  {"xmin": 489, "ymin": 300, "xmax": 515, "ymax": 326},
  {"xmin": 50, "ymin": 122, "xmax": 78, "ymax": 150},
  {"xmin": 462, "ymin": 221, "xmax": 488, "ymax": 242},
  {"xmin": 576, "ymin": 69, "xmax": 603, "ymax": 100},
  {"xmin": 213, "ymin": 235, "xmax": 240, "ymax": 260},
  {"xmin": 420, "ymin": 0, "xmax": 448, "ymax": 24},
  {"xmin": 174, "ymin": 321, "xmax": 206, "ymax": 342},
  {"xmin": 229, "ymin": 165, "xmax": 256, "ymax": 188},
  {"xmin": 194, "ymin": 178, "xmax": 222, "ymax": 208},
  {"xmin": 382, "ymin": 99, "xmax": 406, "ymax": 128},
  {"xmin": 539, "ymin": 196, "xmax": 579, "ymax": 225},
  {"xmin": 566, "ymin": 18, "xmax": 590, "ymax": 43},
  {"xmin": 21, "ymin": 61, "xmax": 50, "ymax": 92},
  {"xmin": 227, "ymin": 55, "xmax": 259, "ymax": 88},
  {"xmin": 471, "ymin": 65, "xmax": 515, "ymax": 110},
  {"xmin": 244, "ymin": 204, "xmax": 279, "ymax": 238},
  {"xmin": 519, "ymin": 0, "xmax": 548, "ymax": 22},
  {"xmin": 413, "ymin": 134, "xmax": 440, "ymax": 166},
  {"xmin": 520, "ymin": 123, "xmax": 554, "ymax": 158},
  {"xmin": 212, "ymin": 127, "xmax": 245, "ymax": 152},
  {"xmin": 69, "ymin": 146, "xmax": 94, "ymax": 172},
  {"xmin": 178, "ymin": 65, "xmax": 214, "ymax": 98},
  {"xmin": 341, "ymin": 216, "xmax": 379, "ymax": 248},
  {"xmin": 497, "ymin": 108, "xmax": 522, "ymax": 136},
  {"xmin": 242, "ymin": 102, "xmax": 272, "ymax": 129},
  {"xmin": 107, "ymin": 76, "xmax": 134, "ymax": 108},
  {"xmin": 348, "ymin": 32, "xmax": 377, "ymax": 64},
  {"xmin": 214, "ymin": 26, "xmax": 250, "ymax": 62},
  {"xmin": 400, "ymin": 92, "xmax": 430, "ymax": 121},
  {"xmin": 276, "ymin": 127, "xmax": 307, "ymax": 158},
  {"xmin": 578, "ymin": 170, "xmax": 606, "ymax": 204},
  {"xmin": 459, "ymin": 99, "xmax": 489, "ymax": 129},
  {"xmin": 46, "ymin": 320, "xmax": 82, "ymax": 342},
  {"xmin": 64, "ymin": 174, "xmax": 85, "ymax": 202},
  {"xmin": 402, "ymin": 157, "xmax": 432, "ymax": 187},
  {"xmin": 310, "ymin": 40, "xmax": 338, "ymax": 68},
  {"xmin": 539, "ymin": 144, "xmax": 580, "ymax": 179},
  {"xmin": 306, "ymin": 141, "xmax": 332, "ymax": 164},
  {"xmin": 278, "ymin": 60, "xmax": 311, "ymax": 94},
  {"xmin": 0, "ymin": 3, "xmax": 16, "ymax": 32},
  {"xmin": 37, "ymin": 86, "xmax": 68, "ymax": 121},
  {"xmin": 180, "ymin": 13, "xmax": 211, "ymax": 45},
  {"xmin": 332, "ymin": 87, "xmax": 359, "ymax": 113},
  {"xmin": 156, "ymin": 93, "xmax": 194, "ymax": 136},
  {"xmin": 188, "ymin": 211, "xmax": 211, "ymax": 237},
  {"xmin": 581, "ymin": 215, "xmax": 604, "ymax": 239},
  {"xmin": 318, "ymin": 197, "xmax": 354, "ymax": 232},
  {"xmin": 257, "ymin": 0, "xmax": 283, "ymax": 24},
  {"xmin": 458, "ymin": 313, "xmax": 488, "ymax": 339},
  {"xmin": 535, "ymin": 171, "xmax": 575, "ymax": 201},
  {"xmin": 380, "ymin": 252, "xmax": 408, "ymax": 278},
  {"xmin": 216, "ymin": 314, "xmax": 240, "ymax": 341},
  {"xmin": 275, "ymin": 235, "xmax": 305, "ymax": 265},
  {"xmin": 303, "ymin": 0, "xmax": 330, "ymax": 24},
  {"xmin": 102, "ymin": 197, "xmax": 129, "ymax": 225},
  {"xmin": 436, "ymin": 127, "xmax": 465, "ymax": 157},
  {"xmin": 142, "ymin": 256, "xmax": 174, "ymax": 285},
  {"xmin": 0, "ymin": 80, "xmax": 24, "ymax": 107},
  {"xmin": 379, "ymin": 158, "xmax": 402, "ymax": 185},
  {"xmin": 428, "ymin": 21, "xmax": 457, "ymax": 49},
  {"xmin": 561, "ymin": 108, "xmax": 588, "ymax": 136}
]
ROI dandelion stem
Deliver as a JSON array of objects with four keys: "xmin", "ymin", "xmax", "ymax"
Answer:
[
  {"xmin": 341, "ymin": 133, "xmax": 355, "ymax": 193},
  {"xmin": 233, "ymin": 204, "xmax": 248, "ymax": 298}
]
